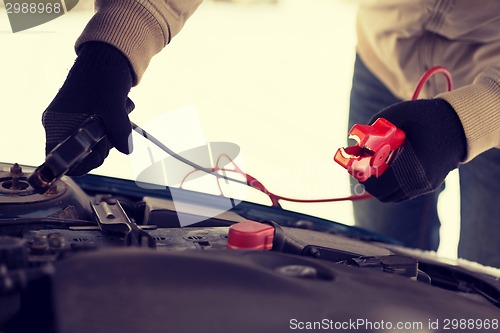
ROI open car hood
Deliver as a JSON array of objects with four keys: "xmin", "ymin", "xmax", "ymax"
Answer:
[{"xmin": 0, "ymin": 162, "xmax": 499, "ymax": 333}]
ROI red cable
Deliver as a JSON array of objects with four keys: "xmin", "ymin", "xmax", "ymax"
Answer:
[
  {"xmin": 411, "ymin": 66, "xmax": 453, "ymax": 100},
  {"xmin": 180, "ymin": 67, "xmax": 454, "ymax": 208},
  {"xmin": 181, "ymin": 155, "xmax": 371, "ymax": 208}
]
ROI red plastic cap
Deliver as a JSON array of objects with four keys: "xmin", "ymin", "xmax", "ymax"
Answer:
[{"xmin": 227, "ymin": 220, "xmax": 274, "ymax": 250}]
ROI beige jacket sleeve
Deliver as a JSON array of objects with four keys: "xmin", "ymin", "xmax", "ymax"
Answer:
[
  {"xmin": 356, "ymin": 0, "xmax": 499, "ymax": 163},
  {"xmin": 437, "ymin": 66, "xmax": 500, "ymax": 162},
  {"xmin": 75, "ymin": 0, "xmax": 203, "ymax": 84}
]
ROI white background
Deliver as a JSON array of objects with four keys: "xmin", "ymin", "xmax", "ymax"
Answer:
[{"xmin": 0, "ymin": 0, "xmax": 460, "ymax": 258}]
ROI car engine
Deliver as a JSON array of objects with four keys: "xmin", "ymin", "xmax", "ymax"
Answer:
[{"xmin": 0, "ymin": 162, "xmax": 498, "ymax": 333}]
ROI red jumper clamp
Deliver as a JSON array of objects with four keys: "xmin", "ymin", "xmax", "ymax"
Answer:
[{"xmin": 334, "ymin": 118, "xmax": 405, "ymax": 182}]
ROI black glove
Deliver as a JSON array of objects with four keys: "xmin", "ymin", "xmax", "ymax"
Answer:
[
  {"xmin": 361, "ymin": 98, "xmax": 466, "ymax": 202},
  {"xmin": 42, "ymin": 41, "xmax": 134, "ymax": 176}
]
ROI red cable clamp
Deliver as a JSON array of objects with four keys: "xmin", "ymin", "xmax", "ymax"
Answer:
[{"xmin": 334, "ymin": 118, "xmax": 405, "ymax": 182}]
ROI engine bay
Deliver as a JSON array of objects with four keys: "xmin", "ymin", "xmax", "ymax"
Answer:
[{"xmin": 0, "ymin": 162, "xmax": 499, "ymax": 333}]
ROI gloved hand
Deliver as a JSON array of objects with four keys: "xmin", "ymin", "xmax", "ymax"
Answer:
[
  {"xmin": 361, "ymin": 98, "xmax": 467, "ymax": 202},
  {"xmin": 42, "ymin": 41, "xmax": 134, "ymax": 176}
]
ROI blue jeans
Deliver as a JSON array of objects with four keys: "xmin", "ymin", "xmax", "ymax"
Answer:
[{"xmin": 348, "ymin": 55, "xmax": 500, "ymax": 267}]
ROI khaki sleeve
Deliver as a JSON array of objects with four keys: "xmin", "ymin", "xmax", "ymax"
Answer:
[
  {"xmin": 75, "ymin": 0, "xmax": 203, "ymax": 85},
  {"xmin": 437, "ymin": 66, "xmax": 500, "ymax": 162}
]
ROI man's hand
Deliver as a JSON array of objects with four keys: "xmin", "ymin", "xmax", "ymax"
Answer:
[
  {"xmin": 42, "ymin": 41, "xmax": 133, "ymax": 176},
  {"xmin": 361, "ymin": 99, "xmax": 467, "ymax": 202}
]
